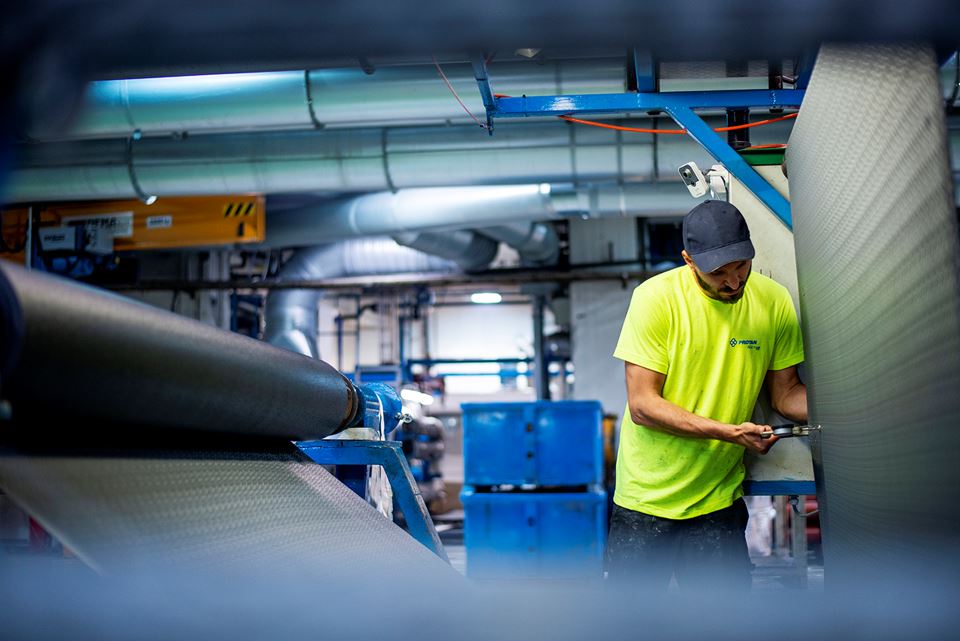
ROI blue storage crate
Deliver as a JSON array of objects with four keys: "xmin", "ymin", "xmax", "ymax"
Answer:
[
  {"xmin": 462, "ymin": 401, "xmax": 603, "ymax": 487},
  {"xmin": 461, "ymin": 486, "xmax": 607, "ymax": 579}
]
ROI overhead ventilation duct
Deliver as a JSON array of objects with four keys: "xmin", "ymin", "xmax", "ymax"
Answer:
[
  {"xmin": 261, "ymin": 183, "xmax": 696, "ymax": 252},
  {"xmin": 7, "ymin": 116, "xmax": 798, "ymax": 202},
  {"xmin": 480, "ymin": 222, "xmax": 559, "ymax": 265},
  {"xmin": 35, "ymin": 60, "xmax": 627, "ymax": 140},
  {"xmin": 265, "ymin": 239, "xmax": 456, "ymax": 357},
  {"xmin": 263, "ymin": 185, "xmax": 554, "ymax": 247},
  {"xmin": 392, "ymin": 230, "xmax": 499, "ymax": 272}
]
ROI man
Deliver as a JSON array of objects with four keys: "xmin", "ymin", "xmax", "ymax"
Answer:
[{"xmin": 607, "ymin": 199, "xmax": 808, "ymax": 591}]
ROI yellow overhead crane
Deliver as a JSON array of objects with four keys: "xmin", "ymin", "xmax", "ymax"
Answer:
[{"xmin": 0, "ymin": 194, "xmax": 266, "ymax": 264}]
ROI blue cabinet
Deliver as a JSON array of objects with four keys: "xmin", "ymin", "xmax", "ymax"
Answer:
[
  {"xmin": 461, "ymin": 487, "xmax": 607, "ymax": 579},
  {"xmin": 462, "ymin": 401, "xmax": 603, "ymax": 487}
]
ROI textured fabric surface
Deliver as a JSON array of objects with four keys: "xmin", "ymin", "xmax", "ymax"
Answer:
[
  {"xmin": 0, "ymin": 443, "xmax": 456, "ymax": 581},
  {"xmin": 787, "ymin": 44, "xmax": 960, "ymax": 583}
]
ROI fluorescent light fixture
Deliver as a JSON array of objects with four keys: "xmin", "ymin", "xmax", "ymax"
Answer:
[
  {"xmin": 538, "ymin": 183, "xmax": 551, "ymax": 195},
  {"xmin": 471, "ymin": 292, "xmax": 502, "ymax": 305},
  {"xmin": 400, "ymin": 388, "xmax": 434, "ymax": 406}
]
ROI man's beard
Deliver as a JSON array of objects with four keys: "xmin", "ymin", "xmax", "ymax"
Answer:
[{"xmin": 695, "ymin": 267, "xmax": 751, "ymax": 303}]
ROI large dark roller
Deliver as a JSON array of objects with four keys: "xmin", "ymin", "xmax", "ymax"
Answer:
[{"xmin": 0, "ymin": 262, "xmax": 360, "ymax": 439}]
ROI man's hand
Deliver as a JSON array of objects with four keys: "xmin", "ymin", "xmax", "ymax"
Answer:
[
  {"xmin": 625, "ymin": 364, "xmax": 785, "ymax": 452},
  {"xmin": 727, "ymin": 422, "xmax": 779, "ymax": 454}
]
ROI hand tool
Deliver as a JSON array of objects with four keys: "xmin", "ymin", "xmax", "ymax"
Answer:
[{"xmin": 760, "ymin": 423, "xmax": 821, "ymax": 439}]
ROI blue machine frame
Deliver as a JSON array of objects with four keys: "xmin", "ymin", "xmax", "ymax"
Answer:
[
  {"xmin": 742, "ymin": 480, "xmax": 816, "ymax": 496},
  {"xmin": 471, "ymin": 58, "xmax": 804, "ymax": 229},
  {"xmin": 296, "ymin": 439, "xmax": 450, "ymax": 563}
]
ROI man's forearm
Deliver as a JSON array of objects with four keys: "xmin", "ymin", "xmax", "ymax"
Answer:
[{"xmin": 629, "ymin": 394, "xmax": 732, "ymax": 441}]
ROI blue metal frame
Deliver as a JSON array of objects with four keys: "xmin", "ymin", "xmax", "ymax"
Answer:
[
  {"xmin": 794, "ymin": 49, "xmax": 817, "ymax": 90},
  {"xmin": 630, "ymin": 50, "xmax": 657, "ymax": 93},
  {"xmin": 475, "ymin": 85, "xmax": 803, "ymax": 229},
  {"xmin": 296, "ymin": 439, "xmax": 449, "ymax": 562},
  {"xmin": 470, "ymin": 54, "xmax": 496, "ymax": 133},
  {"xmin": 742, "ymin": 480, "xmax": 816, "ymax": 496},
  {"xmin": 666, "ymin": 105, "xmax": 793, "ymax": 228},
  {"xmin": 490, "ymin": 90, "xmax": 804, "ymax": 116}
]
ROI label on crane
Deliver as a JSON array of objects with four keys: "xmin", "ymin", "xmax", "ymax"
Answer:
[
  {"xmin": 61, "ymin": 212, "xmax": 134, "ymax": 238},
  {"xmin": 146, "ymin": 215, "xmax": 173, "ymax": 229}
]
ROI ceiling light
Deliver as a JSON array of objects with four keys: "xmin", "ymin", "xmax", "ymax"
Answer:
[
  {"xmin": 515, "ymin": 48, "xmax": 541, "ymax": 59},
  {"xmin": 471, "ymin": 292, "xmax": 502, "ymax": 304}
]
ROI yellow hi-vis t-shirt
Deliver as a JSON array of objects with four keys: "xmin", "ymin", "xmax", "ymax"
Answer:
[{"xmin": 613, "ymin": 266, "xmax": 804, "ymax": 519}]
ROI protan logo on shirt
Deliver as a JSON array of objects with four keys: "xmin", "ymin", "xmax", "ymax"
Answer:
[{"xmin": 729, "ymin": 338, "xmax": 761, "ymax": 351}]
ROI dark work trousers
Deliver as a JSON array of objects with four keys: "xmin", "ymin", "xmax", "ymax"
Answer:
[{"xmin": 605, "ymin": 499, "xmax": 752, "ymax": 592}]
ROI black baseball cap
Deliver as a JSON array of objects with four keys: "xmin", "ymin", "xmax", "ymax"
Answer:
[{"xmin": 682, "ymin": 200, "xmax": 755, "ymax": 273}]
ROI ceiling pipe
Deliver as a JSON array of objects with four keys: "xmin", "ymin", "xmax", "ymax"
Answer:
[
  {"xmin": 261, "ymin": 185, "xmax": 554, "ymax": 247},
  {"xmin": 392, "ymin": 230, "xmax": 499, "ymax": 272},
  {"xmin": 479, "ymin": 222, "xmax": 560, "ymax": 265},
  {"xmin": 33, "ymin": 60, "xmax": 628, "ymax": 140},
  {"xmin": 7, "ymin": 115, "xmax": 788, "ymax": 202},
  {"xmin": 266, "ymin": 238, "xmax": 455, "ymax": 357},
  {"xmin": 260, "ymin": 183, "xmax": 696, "ymax": 251}
]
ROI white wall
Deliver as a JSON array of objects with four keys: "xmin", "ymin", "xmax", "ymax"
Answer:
[
  {"xmin": 570, "ymin": 280, "xmax": 640, "ymax": 420},
  {"xmin": 430, "ymin": 303, "xmax": 534, "ymax": 359},
  {"xmin": 124, "ymin": 251, "xmax": 231, "ymax": 330}
]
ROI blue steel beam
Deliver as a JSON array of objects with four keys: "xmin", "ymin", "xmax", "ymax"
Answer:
[
  {"xmin": 742, "ymin": 480, "xmax": 816, "ymax": 495},
  {"xmin": 492, "ymin": 89, "xmax": 804, "ymax": 117},
  {"xmin": 666, "ymin": 105, "xmax": 793, "ymax": 228},
  {"xmin": 794, "ymin": 49, "xmax": 818, "ymax": 89},
  {"xmin": 470, "ymin": 54, "xmax": 496, "ymax": 133},
  {"xmin": 630, "ymin": 50, "xmax": 657, "ymax": 93},
  {"xmin": 486, "ymin": 87, "xmax": 802, "ymax": 227}
]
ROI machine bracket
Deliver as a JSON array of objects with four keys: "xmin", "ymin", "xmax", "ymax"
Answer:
[
  {"xmin": 296, "ymin": 439, "xmax": 449, "ymax": 563},
  {"xmin": 742, "ymin": 480, "xmax": 816, "ymax": 495},
  {"xmin": 470, "ymin": 54, "xmax": 496, "ymax": 134}
]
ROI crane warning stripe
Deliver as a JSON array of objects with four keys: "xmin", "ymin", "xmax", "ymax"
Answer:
[{"xmin": 223, "ymin": 202, "xmax": 256, "ymax": 218}]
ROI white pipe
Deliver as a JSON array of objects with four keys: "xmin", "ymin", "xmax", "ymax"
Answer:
[
  {"xmin": 35, "ymin": 60, "xmax": 627, "ymax": 140},
  {"xmin": 9, "ymin": 116, "xmax": 788, "ymax": 202},
  {"xmin": 392, "ymin": 230, "xmax": 499, "ymax": 272}
]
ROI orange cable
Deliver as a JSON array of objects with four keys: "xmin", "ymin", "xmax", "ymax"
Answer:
[
  {"xmin": 558, "ymin": 116, "xmax": 685, "ymax": 134},
  {"xmin": 714, "ymin": 113, "xmax": 797, "ymax": 132},
  {"xmin": 493, "ymin": 92, "xmax": 797, "ymax": 135},
  {"xmin": 558, "ymin": 111, "xmax": 797, "ymax": 134}
]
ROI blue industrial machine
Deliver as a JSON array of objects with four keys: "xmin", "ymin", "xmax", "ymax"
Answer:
[
  {"xmin": 460, "ymin": 400, "xmax": 606, "ymax": 579},
  {"xmin": 0, "ymin": 262, "xmax": 448, "ymax": 564},
  {"xmin": 296, "ymin": 382, "xmax": 449, "ymax": 562}
]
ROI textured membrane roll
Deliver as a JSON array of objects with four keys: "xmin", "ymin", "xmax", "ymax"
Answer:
[
  {"xmin": 0, "ymin": 441, "xmax": 456, "ymax": 579},
  {"xmin": 0, "ymin": 262, "xmax": 358, "ymax": 440},
  {"xmin": 787, "ymin": 44, "xmax": 960, "ymax": 584}
]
